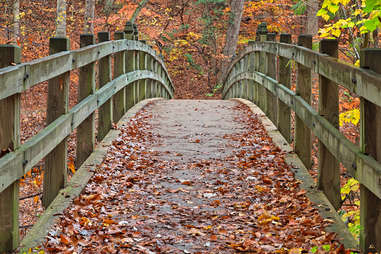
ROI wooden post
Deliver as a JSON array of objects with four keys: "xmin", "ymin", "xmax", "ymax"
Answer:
[
  {"xmin": 266, "ymin": 33, "xmax": 277, "ymax": 124},
  {"xmin": 145, "ymin": 52, "xmax": 152, "ymax": 99},
  {"xmin": 359, "ymin": 49, "xmax": 381, "ymax": 252},
  {"xmin": 258, "ymin": 34, "xmax": 267, "ymax": 111},
  {"xmin": 277, "ymin": 34, "xmax": 292, "ymax": 143},
  {"xmin": 124, "ymin": 22, "xmax": 135, "ymax": 110},
  {"xmin": 98, "ymin": 32, "xmax": 113, "ymax": 141},
  {"xmin": 247, "ymin": 41, "xmax": 255, "ymax": 102},
  {"xmin": 150, "ymin": 57, "xmax": 156, "ymax": 97},
  {"xmin": 294, "ymin": 35, "xmax": 312, "ymax": 169},
  {"xmin": 134, "ymin": 49, "xmax": 139, "ymax": 104},
  {"xmin": 76, "ymin": 34, "xmax": 96, "ymax": 168},
  {"xmin": 0, "ymin": 45, "xmax": 21, "ymax": 252},
  {"xmin": 133, "ymin": 25, "xmax": 139, "ymax": 105},
  {"xmin": 43, "ymin": 37, "xmax": 70, "ymax": 208},
  {"xmin": 157, "ymin": 65, "xmax": 162, "ymax": 98},
  {"xmin": 43, "ymin": 38, "xmax": 70, "ymax": 208},
  {"xmin": 138, "ymin": 40, "xmax": 146, "ymax": 102},
  {"xmin": 113, "ymin": 31, "xmax": 126, "ymax": 122},
  {"xmin": 152, "ymin": 60, "xmax": 158, "ymax": 97},
  {"xmin": 253, "ymin": 41, "xmax": 260, "ymax": 105},
  {"xmin": 317, "ymin": 39, "xmax": 340, "ymax": 210}
]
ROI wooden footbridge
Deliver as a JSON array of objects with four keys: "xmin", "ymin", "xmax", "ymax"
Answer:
[{"xmin": 0, "ymin": 23, "xmax": 380, "ymax": 253}]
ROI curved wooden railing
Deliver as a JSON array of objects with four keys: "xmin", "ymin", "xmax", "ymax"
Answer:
[
  {"xmin": 0, "ymin": 28, "xmax": 174, "ymax": 251},
  {"xmin": 222, "ymin": 34, "xmax": 381, "ymax": 252}
]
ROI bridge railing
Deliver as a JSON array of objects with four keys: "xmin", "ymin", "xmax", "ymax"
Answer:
[
  {"xmin": 0, "ymin": 26, "xmax": 174, "ymax": 251},
  {"xmin": 222, "ymin": 34, "xmax": 381, "ymax": 252}
]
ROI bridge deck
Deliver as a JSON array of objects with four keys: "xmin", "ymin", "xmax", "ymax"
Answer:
[{"xmin": 43, "ymin": 99, "xmax": 345, "ymax": 252}]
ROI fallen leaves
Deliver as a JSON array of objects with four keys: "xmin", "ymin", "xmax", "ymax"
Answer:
[{"xmin": 42, "ymin": 101, "xmax": 349, "ymax": 253}]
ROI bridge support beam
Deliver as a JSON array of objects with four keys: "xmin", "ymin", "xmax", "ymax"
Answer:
[
  {"xmin": 294, "ymin": 35, "xmax": 312, "ymax": 170},
  {"xmin": 360, "ymin": 49, "xmax": 381, "ymax": 253},
  {"xmin": 0, "ymin": 44, "xmax": 21, "ymax": 252}
]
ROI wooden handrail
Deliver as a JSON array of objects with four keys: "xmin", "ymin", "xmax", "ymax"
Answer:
[
  {"xmin": 0, "ymin": 29, "xmax": 174, "ymax": 252},
  {"xmin": 223, "ymin": 41, "xmax": 381, "ymax": 108},
  {"xmin": 0, "ymin": 40, "xmax": 174, "ymax": 100},
  {"xmin": 222, "ymin": 34, "xmax": 381, "ymax": 252}
]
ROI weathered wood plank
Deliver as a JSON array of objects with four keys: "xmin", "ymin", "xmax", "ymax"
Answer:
[
  {"xmin": 359, "ymin": 49, "xmax": 381, "ymax": 252},
  {"xmin": 277, "ymin": 34, "xmax": 292, "ymax": 143},
  {"xmin": 0, "ymin": 44, "xmax": 21, "ymax": 253},
  {"xmin": 0, "ymin": 40, "xmax": 174, "ymax": 101},
  {"xmin": 295, "ymin": 35, "xmax": 312, "ymax": 170},
  {"xmin": 76, "ymin": 34, "xmax": 96, "ymax": 168},
  {"xmin": 0, "ymin": 65, "xmax": 24, "ymax": 100},
  {"xmin": 98, "ymin": 32, "xmax": 113, "ymax": 141},
  {"xmin": 27, "ymin": 51, "xmax": 72, "ymax": 89},
  {"xmin": 318, "ymin": 39, "xmax": 341, "ymax": 211},
  {"xmin": 266, "ymin": 33, "xmax": 277, "ymax": 125},
  {"xmin": 43, "ymin": 37, "xmax": 70, "ymax": 209},
  {"xmin": 223, "ymin": 41, "xmax": 381, "ymax": 108},
  {"xmin": 113, "ymin": 32, "xmax": 126, "ymax": 122},
  {"xmin": 138, "ymin": 41, "xmax": 146, "ymax": 102},
  {"xmin": 125, "ymin": 33, "xmax": 135, "ymax": 110}
]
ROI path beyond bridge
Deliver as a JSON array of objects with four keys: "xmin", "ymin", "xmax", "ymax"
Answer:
[{"xmin": 38, "ymin": 99, "xmax": 352, "ymax": 253}]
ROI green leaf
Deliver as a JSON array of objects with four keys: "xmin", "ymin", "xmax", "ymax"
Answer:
[
  {"xmin": 322, "ymin": 245, "xmax": 331, "ymax": 251},
  {"xmin": 310, "ymin": 246, "xmax": 318, "ymax": 253},
  {"xmin": 364, "ymin": 18, "xmax": 379, "ymax": 32},
  {"xmin": 364, "ymin": 0, "xmax": 378, "ymax": 13}
]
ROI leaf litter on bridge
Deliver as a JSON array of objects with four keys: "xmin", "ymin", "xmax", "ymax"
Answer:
[{"xmin": 44, "ymin": 100, "xmax": 346, "ymax": 253}]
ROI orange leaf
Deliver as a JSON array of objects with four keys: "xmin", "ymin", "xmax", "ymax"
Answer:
[{"xmin": 60, "ymin": 234, "xmax": 71, "ymax": 245}]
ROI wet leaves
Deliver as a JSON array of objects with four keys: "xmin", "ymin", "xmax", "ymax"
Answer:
[{"xmin": 43, "ymin": 101, "xmax": 347, "ymax": 253}]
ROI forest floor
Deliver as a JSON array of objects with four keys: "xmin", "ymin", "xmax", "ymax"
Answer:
[{"xmin": 41, "ymin": 100, "xmax": 346, "ymax": 253}]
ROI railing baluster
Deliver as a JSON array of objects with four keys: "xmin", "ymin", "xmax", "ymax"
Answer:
[
  {"xmin": 359, "ymin": 49, "xmax": 381, "ymax": 252},
  {"xmin": 98, "ymin": 32, "xmax": 113, "ymax": 141},
  {"xmin": 76, "ymin": 34, "xmax": 96, "ymax": 168},
  {"xmin": 125, "ymin": 22, "xmax": 135, "ymax": 110},
  {"xmin": 43, "ymin": 37, "xmax": 70, "ymax": 208},
  {"xmin": 138, "ymin": 40, "xmax": 146, "ymax": 101},
  {"xmin": 145, "ymin": 51, "xmax": 152, "ymax": 99},
  {"xmin": 294, "ymin": 34, "xmax": 312, "ymax": 169},
  {"xmin": 318, "ymin": 39, "xmax": 340, "ymax": 210},
  {"xmin": 266, "ymin": 33, "xmax": 277, "ymax": 125},
  {"xmin": 0, "ymin": 44, "xmax": 21, "ymax": 252},
  {"xmin": 247, "ymin": 41, "xmax": 255, "ymax": 102},
  {"xmin": 258, "ymin": 34, "xmax": 267, "ymax": 111},
  {"xmin": 113, "ymin": 31, "xmax": 126, "ymax": 121},
  {"xmin": 150, "ymin": 57, "xmax": 155, "ymax": 97},
  {"xmin": 277, "ymin": 34, "xmax": 292, "ymax": 143}
]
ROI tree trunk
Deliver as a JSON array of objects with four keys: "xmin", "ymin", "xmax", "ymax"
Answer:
[
  {"xmin": 220, "ymin": 0, "xmax": 244, "ymax": 81},
  {"xmin": 85, "ymin": 0, "xmax": 95, "ymax": 34},
  {"xmin": 306, "ymin": 0, "xmax": 318, "ymax": 34},
  {"xmin": 12, "ymin": 0, "xmax": 20, "ymax": 44},
  {"xmin": 56, "ymin": 0, "xmax": 67, "ymax": 37},
  {"xmin": 130, "ymin": 0, "xmax": 150, "ymax": 24}
]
